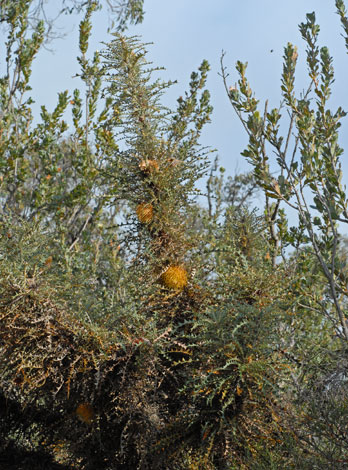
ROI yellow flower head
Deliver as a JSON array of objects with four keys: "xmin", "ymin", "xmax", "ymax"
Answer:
[
  {"xmin": 75, "ymin": 403, "xmax": 94, "ymax": 423},
  {"xmin": 160, "ymin": 265, "xmax": 188, "ymax": 290},
  {"xmin": 136, "ymin": 203, "xmax": 154, "ymax": 224}
]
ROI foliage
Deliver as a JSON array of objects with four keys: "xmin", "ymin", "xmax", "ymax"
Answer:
[
  {"xmin": 221, "ymin": 0, "xmax": 348, "ymax": 467},
  {"xmin": 0, "ymin": 0, "xmax": 144, "ymax": 40},
  {"xmin": 2, "ymin": 0, "xmax": 348, "ymax": 469}
]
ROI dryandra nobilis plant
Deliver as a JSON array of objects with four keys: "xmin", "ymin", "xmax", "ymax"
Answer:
[{"xmin": 160, "ymin": 265, "xmax": 188, "ymax": 290}]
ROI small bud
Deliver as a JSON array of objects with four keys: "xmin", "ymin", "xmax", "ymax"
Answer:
[{"xmin": 45, "ymin": 256, "xmax": 53, "ymax": 267}]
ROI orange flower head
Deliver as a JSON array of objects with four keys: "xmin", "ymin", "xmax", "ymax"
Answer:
[
  {"xmin": 75, "ymin": 403, "xmax": 94, "ymax": 423},
  {"xmin": 160, "ymin": 265, "xmax": 188, "ymax": 290},
  {"xmin": 136, "ymin": 203, "xmax": 154, "ymax": 224}
]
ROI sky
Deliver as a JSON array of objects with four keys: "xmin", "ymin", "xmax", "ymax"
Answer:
[{"xmin": 2, "ymin": 1, "xmax": 348, "ymax": 207}]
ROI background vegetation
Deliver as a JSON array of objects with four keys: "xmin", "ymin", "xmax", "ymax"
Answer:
[{"xmin": 1, "ymin": 1, "xmax": 348, "ymax": 468}]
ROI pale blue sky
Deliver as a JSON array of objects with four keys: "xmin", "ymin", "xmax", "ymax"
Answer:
[{"xmin": 4, "ymin": 1, "xmax": 348, "ymax": 190}]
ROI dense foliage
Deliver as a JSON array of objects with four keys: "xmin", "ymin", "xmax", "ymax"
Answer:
[{"xmin": 1, "ymin": 1, "xmax": 348, "ymax": 469}]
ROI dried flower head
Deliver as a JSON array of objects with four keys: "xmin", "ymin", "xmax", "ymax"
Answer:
[
  {"xmin": 139, "ymin": 159, "xmax": 159, "ymax": 173},
  {"xmin": 136, "ymin": 203, "xmax": 154, "ymax": 224},
  {"xmin": 160, "ymin": 265, "xmax": 188, "ymax": 290},
  {"xmin": 75, "ymin": 403, "xmax": 94, "ymax": 423}
]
